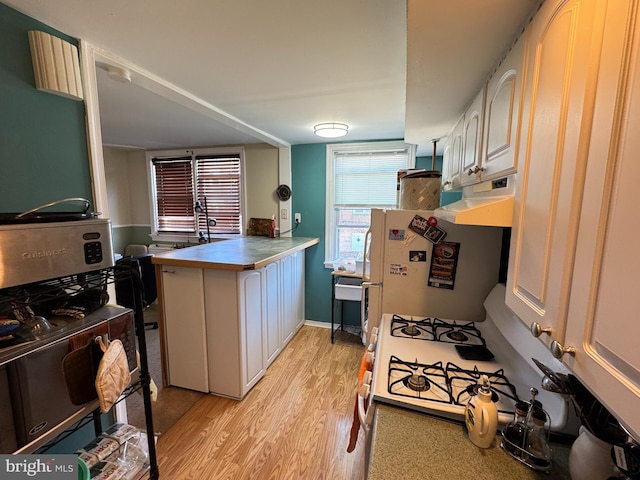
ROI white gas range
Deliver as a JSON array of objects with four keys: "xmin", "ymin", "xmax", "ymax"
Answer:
[{"xmin": 366, "ymin": 284, "xmax": 569, "ymax": 430}]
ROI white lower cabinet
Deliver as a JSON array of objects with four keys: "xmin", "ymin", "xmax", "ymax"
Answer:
[
  {"xmin": 161, "ymin": 251, "xmax": 306, "ymax": 399},
  {"xmin": 280, "ymin": 253, "xmax": 295, "ymax": 346},
  {"xmin": 294, "ymin": 250, "xmax": 305, "ymax": 331},
  {"xmin": 280, "ymin": 249, "xmax": 306, "ymax": 345},
  {"xmin": 263, "ymin": 260, "xmax": 281, "ymax": 367},
  {"xmin": 205, "ymin": 268, "xmax": 266, "ymax": 399},
  {"xmin": 238, "ymin": 270, "xmax": 266, "ymax": 393},
  {"xmin": 161, "ymin": 266, "xmax": 209, "ymax": 392}
]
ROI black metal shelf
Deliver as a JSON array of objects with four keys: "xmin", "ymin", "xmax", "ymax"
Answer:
[{"xmin": 0, "ymin": 264, "xmax": 159, "ymax": 479}]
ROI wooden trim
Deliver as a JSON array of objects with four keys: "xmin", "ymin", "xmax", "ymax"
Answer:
[{"xmin": 79, "ymin": 40, "xmax": 109, "ymax": 217}]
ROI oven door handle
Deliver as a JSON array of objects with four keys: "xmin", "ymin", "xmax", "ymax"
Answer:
[
  {"xmin": 362, "ymin": 228, "xmax": 371, "ymax": 282},
  {"xmin": 361, "ymin": 281, "xmax": 381, "ymax": 342}
]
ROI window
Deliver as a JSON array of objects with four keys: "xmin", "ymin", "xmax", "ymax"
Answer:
[
  {"xmin": 148, "ymin": 147, "xmax": 244, "ymax": 242},
  {"xmin": 325, "ymin": 141, "xmax": 415, "ymax": 266}
]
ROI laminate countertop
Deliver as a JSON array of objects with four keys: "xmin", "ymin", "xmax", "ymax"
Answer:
[
  {"xmin": 150, "ymin": 236, "xmax": 319, "ymax": 271},
  {"xmin": 368, "ymin": 404, "xmax": 571, "ymax": 480}
]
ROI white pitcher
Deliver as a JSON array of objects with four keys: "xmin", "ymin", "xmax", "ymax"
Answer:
[{"xmin": 569, "ymin": 426, "xmax": 618, "ymax": 480}]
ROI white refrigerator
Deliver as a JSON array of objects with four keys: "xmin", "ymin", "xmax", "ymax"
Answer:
[{"xmin": 361, "ymin": 208, "xmax": 504, "ymax": 343}]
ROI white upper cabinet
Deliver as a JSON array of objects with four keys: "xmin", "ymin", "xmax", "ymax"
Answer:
[
  {"xmin": 481, "ymin": 29, "xmax": 528, "ymax": 181},
  {"xmin": 506, "ymin": 0, "xmax": 603, "ymax": 350},
  {"xmin": 563, "ymin": 0, "xmax": 640, "ymax": 441},
  {"xmin": 460, "ymin": 87, "xmax": 486, "ymax": 186},
  {"xmin": 444, "ymin": 114, "xmax": 464, "ymax": 190},
  {"xmin": 441, "ymin": 136, "xmax": 453, "ymax": 190}
]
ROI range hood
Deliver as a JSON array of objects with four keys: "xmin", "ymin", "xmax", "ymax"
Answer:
[{"xmin": 434, "ymin": 176, "xmax": 515, "ymax": 227}]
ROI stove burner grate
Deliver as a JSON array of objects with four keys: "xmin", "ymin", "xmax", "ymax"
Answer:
[
  {"xmin": 401, "ymin": 324, "xmax": 421, "ymax": 337},
  {"xmin": 388, "ymin": 356, "xmax": 451, "ymax": 403},
  {"xmin": 390, "ymin": 315, "xmax": 435, "ymax": 341},
  {"xmin": 465, "ymin": 383, "xmax": 499, "ymax": 403},
  {"xmin": 404, "ymin": 374, "xmax": 431, "ymax": 392},
  {"xmin": 446, "ymin": 362, "xmax": 520, "ymax": 414},
  {"xmin": 390, "ymin": 315, "xmax": 486, "ymax": 345},
  {"xmin": 432, "ymin": 318, "xmax": 485, "ymax": 345},
  {"xmin": 446, "ymin": 330, "xmax": 469, "ymax": 342}
]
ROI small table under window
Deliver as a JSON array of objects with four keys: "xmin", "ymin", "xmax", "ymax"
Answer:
[{"xmin": 331, "ymin": 271, "xmax": 363, "ymax": 343}]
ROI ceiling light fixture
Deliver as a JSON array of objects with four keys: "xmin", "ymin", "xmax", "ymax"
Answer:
[
  {"xmin": 106, "ymin": 66, "xmax": 132, "ymax": 83},
  {"xmin": 313, "ymin": 122, "xmax": 349, "ymax": 138}
]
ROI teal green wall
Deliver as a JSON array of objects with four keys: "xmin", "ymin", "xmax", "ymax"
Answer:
[
  {"xmin": 292, "ymin": 146, "xmax": 460, "ymax": 324},
  {"xmin": 416, "ymin": 155, "xmax": 443, "ymax": 171},
  {"xmin": 0, "ymin": 2, "xmax": 111, "ymax": 453},
  {"xmin": 290, "ymin": 144, "xmax": 328, "ymax": 323},
  {"xmin": 0, "ymin": 3, "xmax": 93, "ymax": 212}
]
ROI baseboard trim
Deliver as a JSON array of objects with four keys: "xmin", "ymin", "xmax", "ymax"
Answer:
[{"xmin": 304, "ymin": 320, "xmax": 331, "ymax": 329}]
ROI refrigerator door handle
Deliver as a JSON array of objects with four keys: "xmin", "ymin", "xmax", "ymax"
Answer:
[
  {"xmin": 361, "ymin": 281, "xmax": 382, "ymax": 342},
  {"xmin": 362, "ymin": 228, "xmax": 372, "ymax": 282}
]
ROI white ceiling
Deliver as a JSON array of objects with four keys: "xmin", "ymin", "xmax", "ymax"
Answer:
[{"xmin": 5, "ymin": 0, "xmax": 540, "ymax": 155}]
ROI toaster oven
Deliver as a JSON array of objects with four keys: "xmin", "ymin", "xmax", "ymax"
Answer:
[{"xmin": 0, "ymin": 218, "xmax": 114, "ymax": 289}]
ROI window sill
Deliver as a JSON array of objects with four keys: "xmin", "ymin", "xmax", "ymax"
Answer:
[{"xmin": 149, "ymin": 233, "xmax": 239, "ymax": 243}]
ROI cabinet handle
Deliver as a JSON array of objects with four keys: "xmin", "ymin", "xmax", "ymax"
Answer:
[
  {"xmin": 530, "ymin": 322, "xmax": 552, "ymax": 338},
  {"xmin": 163, "ymin": 269, "xmax": 176, "ymax": 274},
  {"xmin": 550, "ymin": 340, "xmax": 576, "ymax": 359},
  {"xmin": 443, "ymin": 180, "xmax": 452, "ymax": 186},
  {"xmin": 467, "ymin": 166, "xmax": 485, "ymax": 175}
]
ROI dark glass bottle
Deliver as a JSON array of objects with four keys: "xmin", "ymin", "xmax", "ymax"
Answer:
[{"xmin": 504, "ymin": 400, "xmax": 529, "ymax": 452}]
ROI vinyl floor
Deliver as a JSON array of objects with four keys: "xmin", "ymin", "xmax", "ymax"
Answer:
[{"xmin": 154, "ymin": 326, "xmax": 367, "ymax": 480}]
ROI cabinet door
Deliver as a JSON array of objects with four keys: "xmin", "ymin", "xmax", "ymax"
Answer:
[
  {"xmin": 506, "ymin": 0, "xmax": 603, "ymax": 349},
  {"xmin": 161, "ymin": 266, "xmax": 208, "ymax": 392},
  {"xmin": 482, "ymin": 29, "xmax": 527, "ymax": 180},
  {"xmin": 280, "ymin": 254, "xmax": 295, "ymax": 346},
  {"xmin": 564, "ymin": 0, "xmax": 640, "ymax": 441},
  {"xmin": 262, "ymin": 261, "xmax": 280, "ymax": 367},
  {"xmin": 293, "ymin": 250, "xmax": 305, "ymax": 331},
  {"xmin": 440, "ymin": 136, "xmax": 453, "ymax": 190},
  {"xmin": 238, "ymin": 270, "xmax": 265, "ymax": 394},
  {"xmin": 460, "ymin": 87, "xmax": 486, "ymax": 186},
  {"xmin": 448, "ymin": 114, "xmax": 464, "ymax": 189}
]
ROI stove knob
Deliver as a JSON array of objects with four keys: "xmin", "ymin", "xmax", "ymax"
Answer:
[
  {"xmin": 365, "ymin": 351, "xmax": 375, "ymax": 366},
  {"xmin": 359, "ymin": 383, "xmax": 371, "ymax": 399},
  {"xmin": 530, "ymin": 322, "xmax": 552, "ymax": 338},
  {"xmin": 362, "ymin": 370, "xmax": 372, "ymax": 387},
  {"xmin": 551, "ymin": 340, "xmax": 577, "ymax": 359}
]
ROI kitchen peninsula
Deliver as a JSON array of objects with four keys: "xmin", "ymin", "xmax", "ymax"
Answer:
[{"xmin": 152, "ymin": 236, "xmax": 319, "ymax": 399}]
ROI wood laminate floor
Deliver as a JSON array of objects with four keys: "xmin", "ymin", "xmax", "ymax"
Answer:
[{"xmin": 155, "ymin": 326, "xmax": 367, "ymax": 480}]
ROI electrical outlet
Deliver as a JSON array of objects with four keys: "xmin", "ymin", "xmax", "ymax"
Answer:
[
  {"xmin": 294, "ymin": 213, "xmax": 301, "ymax": 224},
  {"xmin": 281, "ymin": 208, "xmax": 287, "ymax": 219}
]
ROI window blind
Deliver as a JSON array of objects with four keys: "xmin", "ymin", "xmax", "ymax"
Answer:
[
  {"xmin": 334, "ymin": 150, "xmax": 409, "ymax": 207},
  {"xmin": 152, "ymin": 158, "xmax": 195, "ymax": 233},
  {"xmin": 151, "ymin": 153, "xmax": 242, "ymax": 235},
  {"xmin": 196, "ymin": 154, "xmax": 242, "ymax": 234}
]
